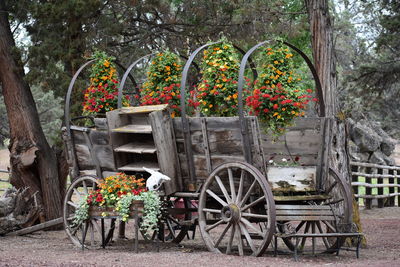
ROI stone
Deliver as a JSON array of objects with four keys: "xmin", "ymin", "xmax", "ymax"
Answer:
[
  {"xmin": 350, "ymin": 152, "xmax": 370, "ymax": 162},
  {"xmin": 369, "ymin": 151, "xmax": 395, "ymax": 166},
  {"xmin": 350, "ymin": 122, "xmax": 382, "ymax": 152},
  {"xmin": 362, "ymin": 120, "xmax": 397, "ymax": 156}
]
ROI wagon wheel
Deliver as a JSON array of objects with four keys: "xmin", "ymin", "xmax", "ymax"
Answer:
[
  {"xmin": 63, "ymin": 175, "xmax": 116, "ymax": 248},
  {"xmin": 278, "ymin": 168, "xmax": 353, "ymax": 253},
  {"xmin": 198, "ymin": 162, "xmax": 276, "ymax": 256},
  {"xmin": 153, "ymin": 197, "xmax": 192, "ymax": 243}
]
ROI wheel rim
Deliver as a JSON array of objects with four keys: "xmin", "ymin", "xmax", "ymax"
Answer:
[
  {"xmin": 278, "ymin": 168, "xmax": 353, "ymax": 253},
  {"xmin": 63, "ymin": 175, "xmax": 116, "ymax": 248},
  {"xmin": 154, "ymin": 197, "xmax": 192, "ymax": 243},
  {"xmin": 198, "ymin": 162, "xmax": 275, "ymax": 256}
]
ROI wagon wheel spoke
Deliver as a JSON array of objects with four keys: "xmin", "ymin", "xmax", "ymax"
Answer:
[
  {"xmin": 82, "ymin": 180, "xmax": 88, "ymax": 194},
  {"xmin": 199, "ymin": 162, "xmax": 275, "ymax": 256},
  {"xmin": 67, "ymin": 201, "xmax": 78, "ymax": 209},
  {"xmin": 202, "ymin": 208, "xmax": 221, "ymax": 214},
  {"xmin": 227, "ymin": 168, "xmax": 236, "ymax": 202},
  {"xmin": 239, "ymin": 179, "xmax": 257, "ymax": 207},
  {"xmin": 295, "ymin": 220, "xmax": 306, "ymax": 232},
  {"xmin": 300, "ymin": 222, "xmax": 311, "ymax": 250},
  {"xmin": 205, "ymin": 219, "xmax": 224, "ymax": 232},
  {"xmin": 239, "ymin": 222, "xmax": 256, "ymax": 253},
  {"xmin": 73, "ymin": 188, "xmax": 82, "ymax": 200},
  {"xmin": 236, "ymin": 170, "xmax": 245, "ymax": 204},
  {"xmin": 241, "ymin": 196, "xmax": 265, "ymax": 212},
  {"xmin": 316, "ymin": 221, "xmax": 331, "ymax": 249},
  {"xmin": 166, "ymin": 219, "xmax": 176, "ymax": 239},
  {"xmin": 214, "ymin": 175, "xmax": 232, "ymax": 203},
  {"xmin": 236, "ymin": 224, "xmax": 244, "ymax": 256},
  {"xmin": 321, "ymin": 220, "xmax": 336, "ymax": 232},
  {"xmin": 226, "ymin": 224, "xmax": 236, "ymax": 254},
  {"xmin": 240, "ymin": 217, "xmax": 264, "ymax": 237},
  {"xmin": 206, "ymin": 189, "xmax": 228, "ymax": 206},
  {"xmin": 214, "ymin": 223, "xmax": 231, "ymax": 248}
]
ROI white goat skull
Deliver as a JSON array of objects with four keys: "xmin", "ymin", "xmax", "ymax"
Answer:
[{"xmin": 143, "ymin": 167, "xmax": 171, "ymax": 191}]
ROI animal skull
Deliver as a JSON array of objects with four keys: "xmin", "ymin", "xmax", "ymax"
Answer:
[{"xmin": 143, "ymin": 167, "xmax": 171, "ymax": 191}]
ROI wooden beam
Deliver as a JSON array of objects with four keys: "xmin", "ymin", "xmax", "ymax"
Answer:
[{"xmin": 7, "ymin": 217, "xmax": 63, "ymax": 236}]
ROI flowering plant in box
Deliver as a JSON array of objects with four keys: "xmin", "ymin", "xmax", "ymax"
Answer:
[
  {"xmin": 195, "ymin": 39, "xmax": 241, "ymax": 116},
  {"xmin": 140, "ymin": 51, "xmax": 184, "ymax": 117},
  {"xmin": 246, "ymin": 45, "xmax": 317, "ymax": 134},
  {"xmin": 82, "ymin": 51, "xmax": 130, "ymax": 115},
  {"xmin": 73, "ymin": 173, "xmax": 161, "ymax": 236}
]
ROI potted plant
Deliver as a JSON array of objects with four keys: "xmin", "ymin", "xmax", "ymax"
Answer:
[{"xmin": 73, "ymin": 173, "xmax": 161, "ymax": 236}]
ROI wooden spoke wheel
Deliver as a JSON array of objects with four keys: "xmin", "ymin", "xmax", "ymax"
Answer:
[
  {"xmin": 63, "ymin": 175, "xmax": 116, "ymax": 249},
  {"xmin": 153, "ymin": 197, "xmax": 193, "ymax": 243},
  {"xmin": 198, "ymin": 162, "xmax": 276, "ymax": 256},
  {"xmin": 278, "ymin": 168, "xmax": 353, "ymax": 253}
]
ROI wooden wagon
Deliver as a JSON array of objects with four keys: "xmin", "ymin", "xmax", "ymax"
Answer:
[{"xmin": 62, "ymin": 41, "xmax": 355, "ymax": 257}]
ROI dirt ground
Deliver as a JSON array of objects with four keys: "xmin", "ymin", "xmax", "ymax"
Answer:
[{"xmin": 0, "ymin": 207, "xmax": 399, "ymax": 267}]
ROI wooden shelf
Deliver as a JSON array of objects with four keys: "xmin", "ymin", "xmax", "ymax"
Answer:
[
  {"xmin": 118, "ymin": 104, "xmax": 168, "ymax": 114},
  {"xmin": 114, "ymin": 142, "xmax": 157, "ymax": 154},
  {"xmin": 118, "ymin": 162, "xmax": 160, "ymax": 172},
  {"xmin": 112, "ymin": 124, "xmax": 152, "ymax": 134}
]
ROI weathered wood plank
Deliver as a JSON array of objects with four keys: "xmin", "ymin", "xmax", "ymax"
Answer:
[
  {"xmin": 112, "ymin": 124, "xmax": 152, "ymax": 134},
  {"xmin": 114, "ymin": 142, "xmax": 156, "ymax": 154},
  {"xmin": 118, "ymin": 162, "xmax": 160, "ymax": 172},
  {"xmin": 7, "ymin": 217, "xmax": 63, "ymax": 236},
  {"xmin": 276, "ymin": 210, "xmax": 333, "ymax": 216},
  {"xmin": 275, "ymin": 215, "xmax": 335, "ymax": 221},
  {"xmin": 275, "ymin": 204, "xmax": 332, "ymax": 210},
  {"xmin": 273, "ymin": 194, "xmax": 330, "ymax": 201},
  {"xmin": 118, "ymin": 104, "xmax": 168, "ymax": 114},
  {"xmin": 150, "ymin": 109, "xmax": 182, "ymax": 194},
  {"xmin": 201, "ymin": 118, "xmax": 212, "ymax": 173},
  {"xmin": 267, "ymin": 166, "xmax": 317, "ymax": 192}
]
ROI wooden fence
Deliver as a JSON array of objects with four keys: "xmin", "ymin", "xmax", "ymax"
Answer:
[
  {"xmin": 351, "ymin": 161, "xmax": 400, "ymax": 209},
  {"xmin": 0, "ymin": 169, "xmax": 10, "ymax": 192}
]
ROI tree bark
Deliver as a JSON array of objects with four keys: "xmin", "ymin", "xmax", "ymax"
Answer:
[
  {"xmin": 0, "ymin": 2, "xmax": 62, "ymax": 220},
  {"xmin": 305, "ymin": 0, "xmax": 364, "ymax": 245}
]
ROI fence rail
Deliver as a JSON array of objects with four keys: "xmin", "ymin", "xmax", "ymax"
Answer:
[
  {"xmin": 351, "ymin": 161, "xmax": 400, "ymax": 208},
  {"xmin": 0, "ymin": 169, "xmax": 10, "ymax": 192}
]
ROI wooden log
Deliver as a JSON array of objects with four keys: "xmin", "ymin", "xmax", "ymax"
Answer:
[
  {"xmin": 350, "ymin": 161, "xmax": 400, "ymax": 170},
  {"xmin": 7, "ymin": 217, "xmax": 63, "ymax": 236},
  {"xmin": 351, "ymin": 182, "xmax": 400, "ymax": 188},
  {"xmin": 354, "ymin": 193, "xmax": 400, "ymax": 199}
]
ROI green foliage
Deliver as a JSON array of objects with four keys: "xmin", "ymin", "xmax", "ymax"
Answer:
[
  {"xmin": 195, "ymin": 39, "xmax": 241, "ymax": 116},
  {"xmin": 116, "ymin": 191, "xmax": 161, "ymax": 237},
  {"xmin": 140, "ymin": 51, "xmax": 183, "ymax": 117},
  {"xmin": 246, "ymin": 44, "xmax": 315, "ymax": 134},
  {"xmin": 82, "ymin": 51, "xmax": 129, "ymax": 115}
]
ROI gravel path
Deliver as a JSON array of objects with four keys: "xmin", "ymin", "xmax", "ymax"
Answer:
[{"xmin": 1, "ymin": 207, "xmax": 399, "ymax": 266}]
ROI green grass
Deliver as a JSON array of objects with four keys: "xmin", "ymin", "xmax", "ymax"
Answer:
[{"xmin": 355, "ymin": 176, "xmax": 399, "ymax": 206}]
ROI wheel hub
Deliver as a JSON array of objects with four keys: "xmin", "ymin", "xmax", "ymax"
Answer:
[{"xmin": 221, "ymin": 204, "xmax": 241, "ymax": 223}]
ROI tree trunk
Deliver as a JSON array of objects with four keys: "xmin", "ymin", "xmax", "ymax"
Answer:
[
  {"xmin": 0, "ymin": 2, "xmax": 62, "ymax": 221},
  {"xmin": 305, "ymin": 0, "xmax": 364, "ymax": 246}
]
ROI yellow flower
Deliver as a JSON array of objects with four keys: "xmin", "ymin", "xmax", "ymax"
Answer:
[
  {"xmin": 209, "ymin": 104, "xmax": 213, "ymax": 108},
  {"xmin": 103, "ymin": 60, "xmax": 110, "ymax": 67},
  {"xmin": 273, "ymin": 112, "xmax": 279, "ymax": 117},
  {"xmin": 274, "ymin": 60, "xmax": 279, "ymax": 64},
  {"xmin": 101, "ymin": 76, "xmax": 108, "ymax": 81}
]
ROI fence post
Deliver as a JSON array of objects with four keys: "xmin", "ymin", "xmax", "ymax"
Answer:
[
  {"xmin": 351, "ymin": 164, "xmax": 359, "ymax": 204},
  {"xmin": 388, "ymin": 169, "xmax": 394, "ymax": 207},
  {"xmin": 377, "ymin": 168, "xmax": 384, "ymax": 208},
  {"xmin": 365, "ymin": 166, "xmax": 372, "ymax": 209}
]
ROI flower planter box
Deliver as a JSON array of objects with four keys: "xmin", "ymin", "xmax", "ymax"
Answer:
[
  {"xmin": 88, "ymin": 200, "xmax": 144, "ymax": 217},
  {"xmin": 267, "ymin": 166, "xmax": 316, "ymax": 192}
]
